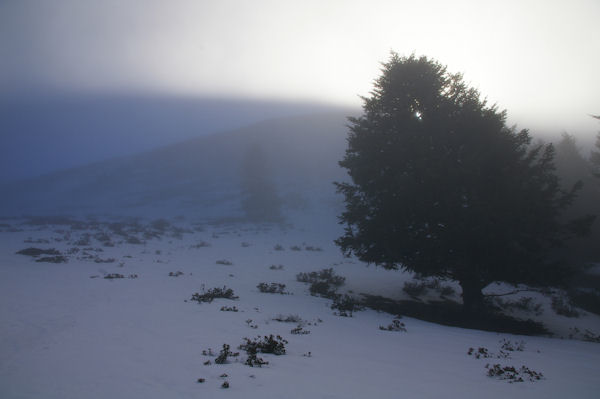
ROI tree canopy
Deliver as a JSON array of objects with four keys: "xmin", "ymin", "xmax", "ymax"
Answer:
[{"xmin": 335, "ymin": 53, "xmax": 593, "ymax": 312}]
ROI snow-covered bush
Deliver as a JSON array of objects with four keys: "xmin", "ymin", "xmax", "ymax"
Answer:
[
  {"xmin": 190, "ymin": 286, "xmax": 239, "ymax": 303},
  {"xmin": 331, "ymin": 294, "xmax": 364, "ymax": 317},
  {"xmin": 257, "ymin": 282, "xmax": 289, "ymax": 294}
]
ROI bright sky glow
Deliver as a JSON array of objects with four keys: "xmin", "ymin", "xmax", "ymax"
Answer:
[{"xmin": 1, "ymin": 0, "xmax": 599, "ymax": 135}]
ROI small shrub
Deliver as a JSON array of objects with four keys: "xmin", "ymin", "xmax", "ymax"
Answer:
[
  {"xmin": 309, "ymin": 281, "xmax": 338, "ymax": 299},
  {"xmin": 214, "ymin": 344, "xmax": 239, "ymax": 364},
  {"xmin": 239, "ymin": 335, "xmax": 288, "ymax": 356},
  {"xmin": 485, "ymin": 364, "xmax": 544, "ymax": 383},
  {"xmin": 290, "ymin": 326, "xmax": 310, "ymax": 335},
  {"xmin": 499, "ymin": 339, "xmax": 525, "ymax": 352},
  {"xmin": 190, "ymin": 241, "xmax": 211, "ymax": 248},
  {"xmin": 379, "ymin": 318, "xmax": 406, "ymax": 332},
  {"xmin": 245, "ymin": 319, "xmax": 258, "ymax": 329},
  {"xmin": 274, "ymin": 244, "xmax": 284, "ymax": 251},
  {"xmin": 304, "ymin": 245, "xmax": 322, "ymax": 251},
  {"xmin": 216, "ymin": 259, "xmax": 233, "ymax": 266},
  {"xmin": 221, "ymin": 381, "xmax": 230, "ymax": 389},
  {"xmin": 93, "ymin": 257, "xmax": 116, "ymax": 263},
  {"xmin": 269, "ymin": 264, "xmax": 284, "ymax": 270},
  {"xmin": 191, "ymin": 286, "xmax": 239, "ymax": 303},
  {"xmin": 104, "ymin": 273, "xmax": 125, "ymax": 279},
  {"xmin": 257, "ymin": 282, "xmax": 289, "ymax": 295},
  {"xmin": 245, "ymin": 352, "xmax": 269, "ymax": 367},
  {"xmin": 551, "ymin": 295, "xmax": 580, "ymax": 317},
  {"xmin": 331, "ymin": 294, "xmax": 364, "ymax": 317},
  {"xmin": 16, "ymin": 247, "xmax": 61, "ymax": 257},
  {"xmin": 241, "ymin": 242, "xmax": 251, "ymax": 247},
  {"xmin": 220, "ymin": 306, "xmax": 238, "ymax": 312},
  {"xmin": 35, "ymin": 255, "xmax": 68, "ymax": 263},
  {"xmin": 296, "ymin": 268, "xmax": 345, "ymax": 286},
  {"xmin": 467, "ymin": 347, "xmax": 510, "ymax": 359},
  {"xmin": 273, "ymin": 314, "xmax": 302, "ymax": 323},
  {"xmin": 290, "ymin": 245, "xmax": 302, "ymax": 251},
  {"xmin": 169, "ymin": 271, "xmax": 184, "ymax": 277}
]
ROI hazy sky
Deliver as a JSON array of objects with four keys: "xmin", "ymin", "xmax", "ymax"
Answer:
[{"xmin": 1, "ymin": 0, "xmax": 599, "ymax": 136}]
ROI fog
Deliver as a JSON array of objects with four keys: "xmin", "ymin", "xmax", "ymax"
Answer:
[
  {"xmin": 0, "ymin": 94, "xmax": 345, "ymax": 183},
  {"xmin": 1, "ymin": 0, "xmax": 599, "ymax": 218}
]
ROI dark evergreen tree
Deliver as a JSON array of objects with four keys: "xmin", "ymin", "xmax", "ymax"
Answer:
[{"xmin": 336, "ymin": 53, "xmax": 593, "ymax": 313}]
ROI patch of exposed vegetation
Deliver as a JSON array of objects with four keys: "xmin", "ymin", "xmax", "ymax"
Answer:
[
  {"xmin": 16, "ymin": 247, "xmax": 61, "ymax": 257},
  {"xmin": 190, "ymin": 286, "xmax": 239, "ymax": 303}
]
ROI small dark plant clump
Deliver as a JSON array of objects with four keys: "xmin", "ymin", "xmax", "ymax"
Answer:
[
  {"xmin": 304, "ymin": 245, "xmax": 323, "ymax": 252},
  {"xmin": 379, "ymin": 318, "xmax": 407, "ymax": 332},
  {"xmin": 297, "ymin": 268, "xmax": 345, "ymax": 286},
  {"xmin": 274, "ymin": 244, "xmax": 284, "ymax": 251},
  {"xmin": 245, "ymin": 319, "xmax": 258, "ymax": 329},
  {"xmin": 214, "ymin": 344, "xmax": 239, "ymax": 364},
  {"xmin": 35, "ymin": 255, "xmax": 68, "ymax": 263},
  {"xmin": 190, "ymin": 241, "xmax": 211, "ymax": 248},
  {"xmin": 467, "ymin": 347, "xmax": 510, "ymax": 359},
  {"xmin": 290, "ymin": 245, "xmax": 302, "ymax": 251},
  {"xmin": 241, "ymin": 242, "xmax": 251, "ymax": 247},
  {"xmin": 216, "ymin": 259, "xmax": 233, "ymax": 266},
  {"xmin": 331, "ymin": 294, "xmax": 365, "ymax": 317},
  {"xmin": 297, "ymin": 268, "xmax": 345, "ymax": 299},
  {"xmin": 269, "ymin": 264, "xmax": 284, "ymax": 270},
  {"xmin": 221, "ymin": 381, "xmax": 230, "ymax": 389},
  {"xmin": 93, "ymin": 257, "xmax": 116, "ymax": 263},
  {"xmin": 191, "ymin": 286, "xmax": 239, "ymax": 303},
  {"xmin": 104, "ymin": 273, "xmax": 125, "ymax": 279},
  {"xmin": 290, "ymin": 325, "xmax": 310, "ymax": 335},
  {"xmin": 239, "ymin": 335, "xmax": 288, "ymax": 356},
  {"xmin": 16, "ymin": 247, "xmax": 61, "ymax": 257},
  {"xmin": 196, "ymin": 378, "xmax": 205, "ymax": 383},
  {"xmin": 169, "ymin": 271, "xmax": 184, "ymax": 277},
  {"xmin": 500, "ymin": 339, "xmax": 525, "ymax": 352},
  {"xmin": 485, "ymin": 364, "xmax": 544, "ymax": 383},
  {"xmin": 309, "ymin": 281, "xmax": 338, "ymax": 299},
  {"xmin": 551, "ymin": 295, "xmax": 580, "ymax": 317},
  {"xmin": 273, "ymin": 314, "xmax": 302, "ymax": 323},
  {"xmin": 257, "ymin": 282, "xmax": 289, "ymax": 295},
  {"xmin": 244, "ymin": 350, "xmax": 269, "ymax": 367},
  {"xmin": 220, "ymin": 306, "xmax": 239, "ymax": 312}
]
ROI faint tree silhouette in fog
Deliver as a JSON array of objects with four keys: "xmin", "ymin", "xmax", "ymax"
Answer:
[
  {"xmin": 554, "ymin": 133, "xmax": 600, "ymax": 264},
  {"xmin": 591, "ymin": 115, "xmax": 600, "ymax": 178},
  {"xmin": 335, "ymin": 53, "xmax": 593, "ymax": 313},
  {"xmin": 241, "ymin": 143, "xmax": 282, "ymax": 222}
]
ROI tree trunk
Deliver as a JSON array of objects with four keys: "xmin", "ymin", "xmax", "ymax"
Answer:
[{"xmin": 459, "ymin": 279, "xmax": 485, "ymax": 314}]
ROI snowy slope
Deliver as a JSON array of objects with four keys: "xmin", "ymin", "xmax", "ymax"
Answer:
[{"xmin": 1, "ymin": 215, "xmax": 599, "ymax": 399}]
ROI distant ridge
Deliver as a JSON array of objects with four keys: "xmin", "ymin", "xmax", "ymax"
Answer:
[{"xmin": 0, "ymin": 112, "xmax": 353, "ymax": 219}]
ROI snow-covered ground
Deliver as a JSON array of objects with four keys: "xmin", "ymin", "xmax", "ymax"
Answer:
[{"xmin": 1, "ymin": 215, "xmax": 599, "ymax": 399}]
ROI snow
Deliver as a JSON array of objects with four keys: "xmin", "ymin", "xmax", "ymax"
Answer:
[{"xmin": 1, "ymin": 216, "xmax": 599, "ymax": 398}]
